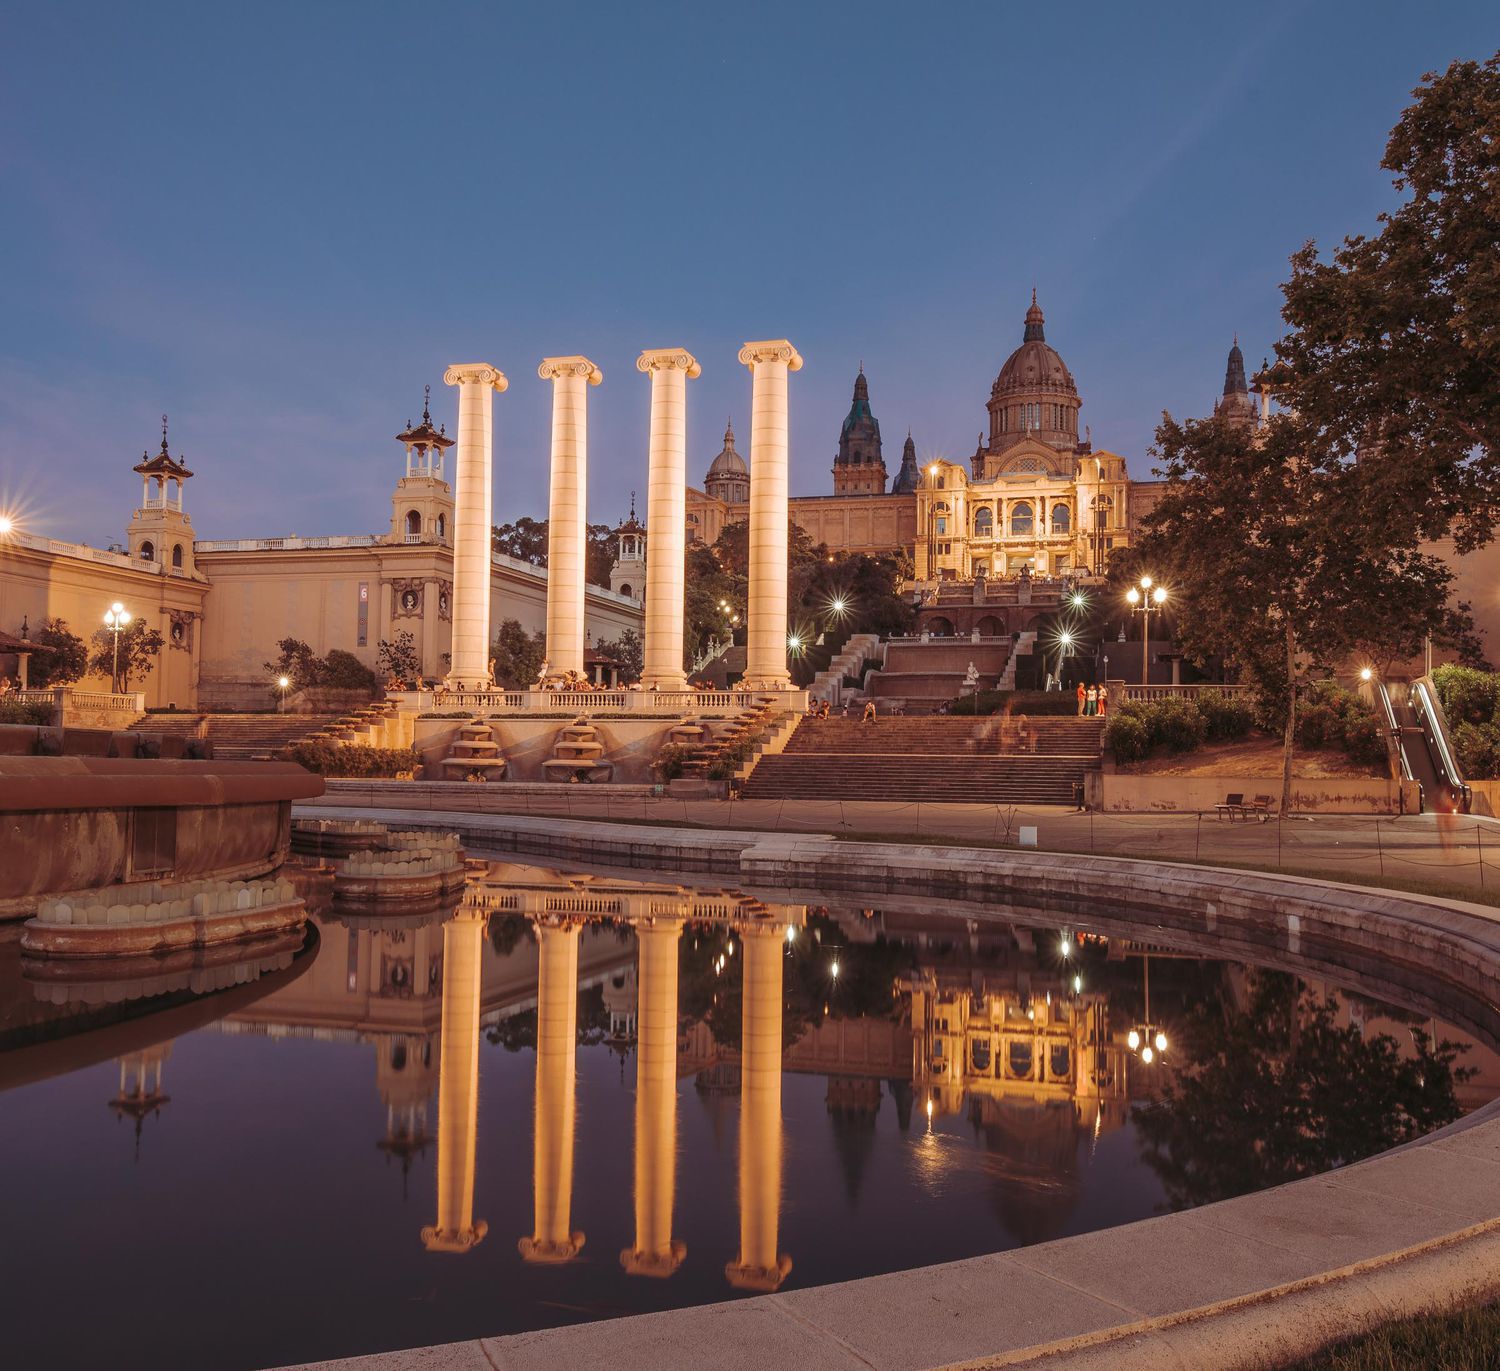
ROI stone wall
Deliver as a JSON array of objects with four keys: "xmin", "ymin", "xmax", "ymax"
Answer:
[{"xmin": 1090, "ymin": 772, "xmax": 1417, "ymax": 814}]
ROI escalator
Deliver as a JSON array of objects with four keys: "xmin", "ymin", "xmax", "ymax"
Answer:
[{"xmin": 1377, "ymin": 677, "xmax": 1469, "ymax": 813}]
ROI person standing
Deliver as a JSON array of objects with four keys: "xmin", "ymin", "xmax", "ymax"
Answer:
[
  {"xmin": 1085, "ymin": 685, "xmax": 1098, "ymax": 717},
  {"xmin": 1076, "ymin": 681, "xmax": 1086, "ymax": 716}
]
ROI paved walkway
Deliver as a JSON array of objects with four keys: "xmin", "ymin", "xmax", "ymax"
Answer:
[{"xmin": 309, "ymin": 782, "xmax": 1500, "ymax": 897}]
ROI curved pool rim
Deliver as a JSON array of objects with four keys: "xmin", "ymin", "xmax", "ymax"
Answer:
[{"xmin": 281, "ymin": 807, "xmax": 1500, "ymax": 1371}]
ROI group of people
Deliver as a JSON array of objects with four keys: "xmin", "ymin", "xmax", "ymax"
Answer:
[{"xmin": 1076, "ymin": 682, "xmax": 1108, "ymax": 717}]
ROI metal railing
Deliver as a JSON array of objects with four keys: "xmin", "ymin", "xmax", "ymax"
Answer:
[{"xmin": 1119, "ymin": 684, "xmax": 1251, "ymax": 701}]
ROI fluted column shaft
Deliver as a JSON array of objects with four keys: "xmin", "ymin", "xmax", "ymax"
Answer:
[
  {"xmin": 421, "ymin": 906, "xmax": 487, "ymax": 1252},
  {"xmin": 622, "ymin": 920, "xmax": 685, "ymax": 1276},
  {"xmin": 520, "ymin": 919, "xmax": 585, "ymax": 1262},
  {"xmin": 726, "ymin": 922, "xmax": 791, "ymax": 1290},
  {"xmin": 539, "ymin": 357, "xmax": 602, "ymax": 678},
  {"xmin": 442, "ymin": 364, "xmax": 507, "ymax": 688},
  {"xmin": 638, "ymin": 349, "xmax": 700, "ymax": 690},
  {"xmin": 739, "ymin": 341, "xmax": 803, "ymax": 690}
]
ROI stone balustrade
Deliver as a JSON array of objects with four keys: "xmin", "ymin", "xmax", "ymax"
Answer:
[
  {"xmin": 337, "ymin": 849, "xmax": 462, "ymax": 878},
  {"xmin": 35, "ymin": 875, "xmax": 297, "ymax": 927}
]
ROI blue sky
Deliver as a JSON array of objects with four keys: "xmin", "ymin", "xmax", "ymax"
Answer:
[{"xmin": 2, "ymin": 2, "xmax": 1496, "ymax": 548}]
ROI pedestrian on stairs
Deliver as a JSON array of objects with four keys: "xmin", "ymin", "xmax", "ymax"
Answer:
[
  {"xmin": 1096, "ymin": 688, "xmax": 1108, "ymax": 719},
  {"xmin": 862, "ymin": 700, "xmax": 878, "ymax": 723},
  {"xmin": 1085, "ymin": 685, "xmax": 1098, "ymax": 716},
  {"xmin": 1076, "ymin": 681, "xmax": 1086, "ymax": 716}
]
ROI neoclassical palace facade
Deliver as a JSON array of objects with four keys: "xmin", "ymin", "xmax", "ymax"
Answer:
[
  {"xmin": 685, "ymin": 294, "xmax": 1185, "ymax": 577},
  {"xmin": 0, "ymin": 405, "xmax": 643, "ymax": 709}
]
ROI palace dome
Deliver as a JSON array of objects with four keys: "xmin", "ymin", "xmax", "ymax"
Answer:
[
  {"xmin": 991, "ymin": 292, "xmax": 1077, "ymax": 400},
  {"xmin": 706, "ymin": 421, "xmax": 747, "ymax": 477}
]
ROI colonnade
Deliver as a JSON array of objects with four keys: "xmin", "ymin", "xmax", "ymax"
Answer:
[{"xmin": 441, "ymin": 341, "xmax": 800, "ymax": 690}]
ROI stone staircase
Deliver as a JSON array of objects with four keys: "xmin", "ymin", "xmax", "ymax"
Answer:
[
  {"xmin": 541, "ymin": 717, "xmax": 613, "ymax": 782},
  {"xmin": 441, "ymin": 718, "xmax": 507, "ymax": 781},
  {"xmin": 672, "ymin": 699, "xmax": 783, "ymax": 778},
  {"xmin": 137, "ymin": 712, "xmax": 342, "ymax": 758},
  {"xmin": 998, "ymin": 632, "xmax": 1038, "ymax": 691},
  {"xmin": 740, "ymin": 716, "xmax": 1103, "ymax": 805}
]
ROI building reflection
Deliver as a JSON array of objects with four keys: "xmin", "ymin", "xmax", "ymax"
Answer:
[{"xmin": 109, "ymin": 1043, "xmax": 172, "ymax": 1161}]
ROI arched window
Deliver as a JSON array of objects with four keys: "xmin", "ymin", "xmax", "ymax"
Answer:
[
  {"xmin": 933, "ymin": 501, "xmax": 949, "ymax": 537},
  {"xmin": 1093, "ymin": 495, "xmax": 1114, "ymax": 530},
  {"xmin": 618, "ymin": 584, "xmax": 632, "ymax": 598},
  {"xmin": 140, "ymin": 541, "xmax": 154, "ymax": 562},
  {"xmin": 1010, "ymin": 502, "xmax": 1034, "ymax": 536},
  {"xmin": 404, "ymin": 509, "xmax": 422, "ymax": 540},
  {"xmin": 171, "ymin": 544, "xmax": 183, "ymax": 568},
  {"xmin": 972, "ymin": 506, "xmax": 993, "ymax": 538},
  {"xmin": 1051, "ymin": 503, "xmax": 1071, "ymax": 534},
  {"xmin": 435, "ymin": 513, "xmax": 446, "ymax": 540}
]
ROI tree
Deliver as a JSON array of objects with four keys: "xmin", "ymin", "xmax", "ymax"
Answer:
[
  {"xmin": 25, "ymin": 618, "xmax": 87, "ymax": 688},
  {"xmin": 490, "ymin": 619, "xmax": 546, "ymax": 688},
  {"xmin": 377, "ymin": 631, "xmax": 422, "ymax": 687},
  {"xmin": 1276, "ymin": 54, "xmax": 1500, "ymax": 559},
  {"xmin": 492, "ymin": 517, "xmax": 617, "ymax": 589},
  {"xmin": 263, "ymin": 638, "xmax": 319, "ymax": 691},
  {"xmin": 262, "ymin": 637, "xmax": 377, "ymax": 693},
  {"xmin": 594, "ymin": 627, "xmax": 643, "ymax": 683},
  {"xmin": 90, "ymin": 618, "xmax": 164, "ymax": 690},
  {"xmin": 1135, "ymin": 970, "xmax": 1471, "ymax": 1211},
  {"xmin": 684, "ymin": 543, "xmax": 745, "ymax": 663},
  {"xmin": 1134, "ymin": 413, "xmax": 1462, "ymax": 812}
]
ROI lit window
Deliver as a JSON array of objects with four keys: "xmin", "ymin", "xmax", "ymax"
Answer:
[{"xmin": 1010, "ymin": 502, "xmax": 1034, "ymax": 536}]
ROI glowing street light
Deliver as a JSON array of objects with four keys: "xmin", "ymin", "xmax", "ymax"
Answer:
[
  {"xmin": 829, "ymin": 958, "xmax": 840, "ymax": 979},
  {"xmin": 0, "ymin": 514, "xmax": 15, "ymax": 537},
  {"xmin": 103, "ymin": 602, "xmax": 132, "ymax": 693},
  {"xmin": 1125, "ymin": 576, "xmax": 1168, "ymax": 686},
  {"xmin": 1359, "ymin": 667, "xmax": 1373, "ymax": 682},
  {"xmin": 277, "ymin": 674, "xmax": 292, "ymax": 712}
]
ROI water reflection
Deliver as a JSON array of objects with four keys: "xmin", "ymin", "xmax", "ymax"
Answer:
[{"xmin": 3, "ymin": 856, "xmax": 1494, "ymax": 1371}]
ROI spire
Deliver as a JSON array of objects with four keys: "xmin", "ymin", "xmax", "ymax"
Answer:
[
  {"xmin": 629, "ymin": 490, "xmax": 636, "ymax": 520},
  {"xmin": 1023, "ymin": 290, "xmax": 1046, "ymax": 343},
  {"xmin": 852, "ymin": 368, "xmax": 869, "ymax": 403},
  {"xmin": 725, "ymin": 417, "xmax": 734, "ymax": 445},
  {"xmin": 422, "ymin": 384, "xmax": 432, "ymax": 424},
  {"xmin": 1223, "ymin": 338, "xmax": 1248, "ymax": 396},
  {"xmin": 160, "ymin": 413, "xmax": 170, "ymax": 457}
]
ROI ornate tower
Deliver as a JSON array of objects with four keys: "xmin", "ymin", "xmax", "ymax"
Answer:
[
  {"xmin": 1213, "ymin": 338, "xmax": 1258, "ymax": 429},
  {"xmin": 982, "ymin": 292, "xmax": 1082, "ymax": 471},
  {"xmin": 610, "ymin": 495, "xmax": 646, "ymax": 601},
  {"xmin": 890, "ymin": 431, "xmax": 921, "ymax": 494},
  {"xmin": 390, "ymin": 386, "xmax": 456, "ymax": 545},
  {"xmin": 832, "ymin": 368, "xmax": 887, "ymax": 495},
  {"xmin": 703, "ymin": 420, "xmax": 749, "ymax": 504},
  {"xmin": 128, "ymin": 416, "xmax": 195, "ymax": 574}
]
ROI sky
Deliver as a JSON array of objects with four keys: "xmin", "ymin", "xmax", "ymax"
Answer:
[{"xmin": 2, "ymin": 1, "xmax": 1496, "ymax": 550}]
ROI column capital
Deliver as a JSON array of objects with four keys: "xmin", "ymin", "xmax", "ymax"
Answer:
[
  {"xmin": 636, "ymin": 347, "xmax": 701, "ymax": 378},
  {"xmin": 538, "ymin": 355, "xmax": 603, "ymax": 385},
  {"xmin": 442, "ymin": 363, "xmax": 508, "ymax": 392},
  {"xmin": 738, "ymin": 339, "xmax": 803, "ymax": 372}
]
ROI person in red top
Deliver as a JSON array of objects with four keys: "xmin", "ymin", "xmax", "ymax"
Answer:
[{"xmin": 1076, "ymin": 681, "xmax": 1087, "ymax": 716}]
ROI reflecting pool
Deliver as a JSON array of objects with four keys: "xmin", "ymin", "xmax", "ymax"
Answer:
[{"xmin": 2, "ymin": 858, "xmax": 1494, "ymax": 1370}]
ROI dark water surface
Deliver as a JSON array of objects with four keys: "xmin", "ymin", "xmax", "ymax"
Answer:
[{"xmin": 2, "ymin": 858, "xmax": 1493, "ymax": 1371}]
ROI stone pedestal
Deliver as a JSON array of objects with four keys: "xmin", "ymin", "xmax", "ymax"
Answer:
[
  {"xmin": 539, "ymin": 357, "xmax": 603, "ymax": 679},
  {"xmin": 738, "ymin": 341, "xmax": 803, "ymax": 690},
  {"xmin": 420, "ymin": 905, "xmax": 488, "ymax": 1252},
  {"xmin": 442, "ymin": 364, "xmax": 508, "ymax": 688},
  {"xmin": 637, "ymin": 349, "xmax": 700, "ymax": 691},
  {"xmin": 520, "ymin": 918, "xmax": 586, "ymax": 1263},
  {"xmin": 621, "ymin": 919, "xmax": 686, "ymax": 1277}
]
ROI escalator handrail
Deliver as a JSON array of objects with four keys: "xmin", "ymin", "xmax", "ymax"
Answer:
[
  {"xmin": 1376, "ymin": 681, "xmax": 1414, "ymax": 782},
  {"xmin": 1412, "ymin": 677, "xmax": 1465, "ymax": 790}
]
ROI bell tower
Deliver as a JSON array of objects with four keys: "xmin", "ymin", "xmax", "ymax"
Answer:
[
  {"xmin": 128, "ymin": 415, "xmax": 196, "ymax": 575},
  {"xmin": 610, "ymin": 494, "xmax": 646, "ymax": 601},
  {"xmin": 389, "ymin": 386, "xmax": 456, "ymax": 545}
]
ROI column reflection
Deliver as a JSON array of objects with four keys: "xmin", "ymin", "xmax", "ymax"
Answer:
[
  {"xmin": 519, "ymin": 917, "xmax": 585, "ymax": 1263},
  {"xmin": 621, "ymin": 917, "xmax": 685, "ymax": 1277},
  {"xmin": 420, "ymin": 901, "xmax": 487, "ymax": 1253}
]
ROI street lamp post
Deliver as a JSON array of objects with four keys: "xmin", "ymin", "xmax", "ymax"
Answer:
[
  {"xmin": 1124, "ymin": 576, "xmax": 1168, "ymax": 687},
  {"xmin": 277, "ymin": 675, "xmax": 291, "ymax": 713},
  {"xmin": 103, "ymin": 602, "xmax": 132, "ymax": 694},
  {"xmin": 925, "ymin": 464, "xmax": 942, "ymax": 582}
]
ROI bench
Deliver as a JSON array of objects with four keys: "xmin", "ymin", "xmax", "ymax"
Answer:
[
  {"xmin": 1213, "ymin": 793, "xmax": 1245, "ymax": 821},
  {"xmin": 1214, "ymin": 793, "xmax": 1277, "ymax": 822}
]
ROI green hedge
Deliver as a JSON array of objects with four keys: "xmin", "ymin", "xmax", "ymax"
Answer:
[
  {"xmin": 285, "ymin": 741, "xmax": 424, "ymax": 778},
  {"xmin": 1432, "ymin": 665, "xmax": 1500, "ymax": 779},
  {"xmin": 0, "ymin": 699, "xmax": 53, "ymax": 726}
]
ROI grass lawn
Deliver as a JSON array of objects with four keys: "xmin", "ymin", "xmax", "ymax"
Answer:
[
  {"xmin": 1120, "ymin": 736, "xmax": 1386, "ymax": 779},
  {"xmin": 1289, "ymin": 1301, "xmax": 1500, "ymax": 1369}
]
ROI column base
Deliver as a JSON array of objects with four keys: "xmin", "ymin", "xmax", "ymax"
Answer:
[
  {"xmin": 420, "ymin": 1221, "xmax": 489, "ymax": 1252},
  {"xmin": 518, "ymin": 1232, "xmax": 587, "ymax": 1264},
  {"xmin": 724, "ymin": 1256, "xmax": 793, "ymax": 1291},
  {"xmin": 620, "ymin": 1241, "xmax": 687, "ymax": 1278}
]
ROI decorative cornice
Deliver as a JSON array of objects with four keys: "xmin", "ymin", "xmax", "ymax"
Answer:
[
  {"xmin": 442, "ymin": 363, "xmax": 508, "ymax": 392},
  {"xmin": 738, "ymin": 339, "xmax": 803, "ymax": 372},
  {"xmin": 636, "ymin": 347, "xmax": 701, "ymax": 378},
  {"xmin": 537, "ymin": 356, "xmax": 603, "ymax": 385}
]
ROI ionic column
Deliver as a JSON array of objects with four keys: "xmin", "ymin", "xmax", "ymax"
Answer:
[
  {"xmin": 442, "ymin": 364, "xmax": 508, "ymax": 688},
  {"xmin": 519, "ymin": 918, "xmax": 585, "ymax": 1263},
  {"xmin": 637, "ymin": 349, "xmax": 701, "ymax": 691},
  {"xmin": 621, "ymin": 919, "xmax": 686, "ymax": 1277},
  {"xmin": 725, "ymin": 922, "xmax": 792, "ymax": 1291},
  {"xmin": 538, "ymin": 357, "xmax": 603, "ymax": 679},
  {"xmin": 738, "ymin": 340, "xmax": 803, "ymax": 690},
  {"xmin": 420, "ymin": 904, "xmax": 487, "ymax": 1252}
]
